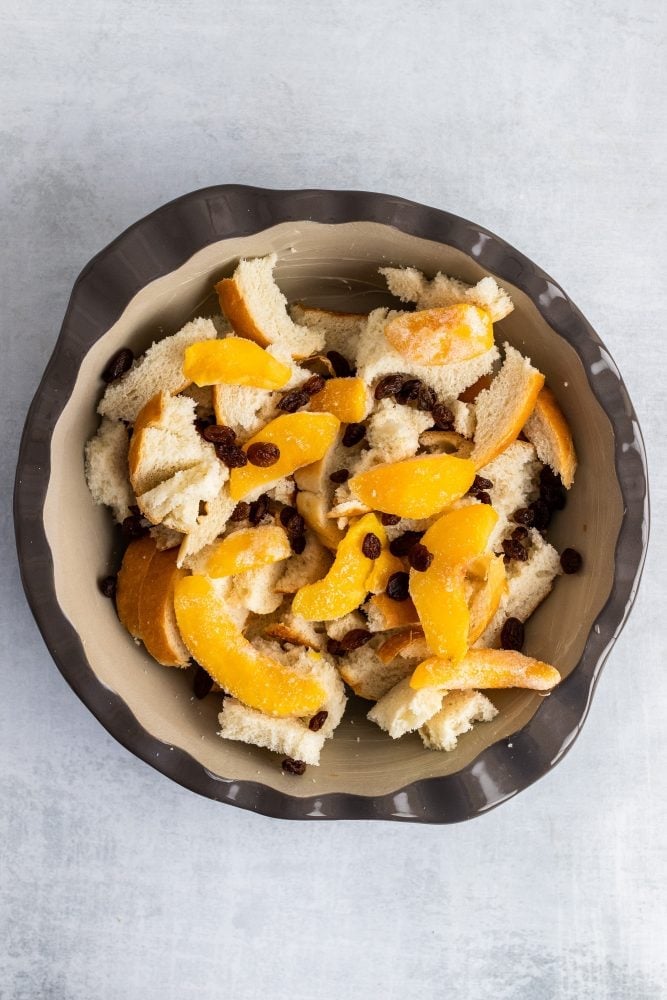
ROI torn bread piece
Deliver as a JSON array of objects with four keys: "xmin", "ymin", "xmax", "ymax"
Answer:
[
  {"xmin": 367, "ymin": 677, "xmax": 448, "ymax": 739},
  {"xmin": 480, "ymin": 440, "xmax": 541, "ymax": 550},
  {"xmin": 338, "ymin": 643, "xmax": 415, "ymax": 701},
  {"xmin": 137, "ymin": 462, "xmax": 225, "ymax": 534},
  {"xmin": 178, "ymin": 491, "xmax": 237, "ymax": 568},
  {"xmin": 380, "ymin": 267, "xmax": 514, "ymax": 323},
  {"xmin": 264, "ymin": 612, "xmax": 322, "ymax": 651},
  {"xmin": 290, "ymin": 304, "xmax": 368, "ymax": 363},
  {"xmin": 275, "ymin": 532, "xmax": 332, "ymax": 594},
  {"xmin": 85, "ymin": 417, "xmax": 135, "ymax": 523},
  {"xmin": 523, "ymin": 386, "xmax": 577, "ymax": 489},
  {"xmin": 231, "ymin": 560, "xmax": 287, "ymax": 616},
  {"xmin": 419, "ymin": 690, "xmax": 498, "ymax": 751},
  {"xmin": 215, "ymin": 254, "xmax": 324, "ymax": 358},
  {"xmin": 98, "ymin": 318, "xmax": 217, "ymax": 423}
]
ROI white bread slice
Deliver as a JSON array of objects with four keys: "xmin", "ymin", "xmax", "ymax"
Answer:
[
  {"xmin": 367, "ymin": 677, "xmax": 448, "ymax": 739},
  {"xmin": 97, "ymin": 317, "xmax": 217, "ymax": 423},
  {"xmin": 215, "ymin": 254, "xmax": 324, "ymax": 358},
  {"xmin": 178, "ymin": 491, "xmax": 236, "ymax": 568},
  {"xmin": 479, "ymin": 440, "xmax": 541, "ymax": 550},
  {"xmin": 356, "ymin": 309, "xmax": 499, "ymax": 404},
  {"xmin": 149, "ymin": 525, "xmax": 184, "ymax": 551},
  {"xmin": 264, "ymin": 612, "xmax": 322, "ymax": 651},
  {"xmin": 138, "ymin": 461, "xmax": 225, "ymax": 534},
  {"xmin": 289, "ymin": 304, "xmax": 367, "ymax": 362},
  {"xmin": 325, "ymin": 611, "xmax": 367, "ymax": 641},
  {"xmin": 275, "ymin": 532, "xmax": 332, "ymax": 593},
  {"xmin": 266, "ymin": 478, "xmax": 296, "ymax": 505},
  {"xmin": 476, "ymin": 529, "xmax": 561, "ymax": 646},
  {"xmin": 366, "ymin": 399, "xmax": 433, "ymax": 462},
  {"xmin": 230, "ymin": 560, "xmax": 286, "ymax": 615},
  {"xmin": 338, "ymin": 644, "xmax": 414, "ymax": 701},
  {"xmin": 523, "ymin": 386, "xmax": 577, "ymax": 489},
  {"xmin": 451, "ymin": 400, "xmax": 476, "ymax": 439},
  {"xmin": 419, "ymin": 690, "xmax": 498, "ymax": 751},
  {"xmin": 471, "ymin": 344, "xmax": 545, "ymax": 468},
  {"xmin": 380, "ymin": 267, "xmax": 514, "ymax": 323},
  {"xmin": 84, "ymin": 417, "xmax": 135, "ymax": 523}
]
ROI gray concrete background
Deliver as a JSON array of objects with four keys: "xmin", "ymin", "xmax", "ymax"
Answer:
[{"xmin": 2, "ymin": 1, "xmax": 666, "ymax": 997}]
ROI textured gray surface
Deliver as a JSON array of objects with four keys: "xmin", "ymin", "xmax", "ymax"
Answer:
[{"xmin": 1, "ymin": 0, "xmax": 666, "ymax": 997}]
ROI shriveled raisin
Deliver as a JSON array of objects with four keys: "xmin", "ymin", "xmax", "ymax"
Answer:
[
  {"xmin": 500, "ymin": 617, "xmax": 524, "ymax": 651},
  {"xmin": 386, "ymin": 572, "xmax": 410, "ymax": 601},
  {"xmin": 280, "ymin": 506, "xmax": 302, "ymax": 530},
  {"xmin": 308, "ymin": 710, "xmax": 329, "ymax": 732},
  {"xmin": 329, "ymin": 468, "xmax": 350, "ymax": 484},
  {"xmin": 560, "ymin": 548, "xmax": 583, "ymax": 574},
  {"xmin": 502, "ymin": 539, "xmax": 528, "ymax": 562},
  {"xmin": 193, "ymin": 665, "xmax": 213, "ymax": 699},
  {"xmin": 302, "ymin": 374, "xmax": 326, "ymax": 396},
  {"xmin": 530, "ymin": 499, "xmax": 552, "ymax": 532},
  {"xmin": 248, "ymin": 494, "xmax": 270, "ymax": 525},
  {"xmin": 542, "ymin": 481, "xmax": 567, "ymax": 510},
  {"xmin": 416, "ymin": 385, "xmax": 437, "ymax": 411},
  {"xmin": 340, "ymin": 628, "xmax": 372, "ymax": 651},
  {"xmin": 229, "ymin": 502, "xmax": 250, "ymax": 522},
  {"xmin": 215, "ymin": 443, "xmax": 248, "ymax": 468},
  {"xmin": 396, "ymin": 378, "xmax": 422, "ymax": 405},
  {"xmin": 381, "ymin": 513, "xmax": 401, "ymax": 526},
  {"xmin": 342, "ymin": 422, "xmax": 366, "ymax": 447},
  {"xmin": 277, "ymin": 389, "xmax": 310, "ymax": 412},
  {"xmin": 99, "ymin": 575, "xmax": 117, "ymax": 598},
  {"xmin": 389, "ymin": 531, "xmax": 423, "ymax": 557},
  {"xmin": 408, "ymin": 543, "xmax": 434, "ymax": 572},
  {"xmin": 374, "ymin": 373, "xmax": 407, "ymax": 400},
  {"xmin": 326, "ymin": 638, "xmax": 344, "ymax": 657},
  {"xmin": 326, "ymin": 351, "xmax": 353, "ymax": 377},
  {"xmin": 202, "ymin": 424, "xmax": 236, "ymax": 445},
  {"xmin": 195, "ymin": 416, "xmax": 215, "ymax": 437},
  {"xmin": 431, "ymin": 403, "xmax": 455, "ymax": 430},
  {"xmin": 282, "ymin": 758, "xmax": 306, "ymax": 775},
  {"xmin": 511, "ymin": 526, "xmax": 529, "ymax": 541},
  {"xmin": 513, "ymin": 507, "xmax": 535, "ymax": 527},
  {"xmin": 290, "ymin": 534, "xmax": 306, "ymax": 555},
  {"xmin": 247, "ymin": 442, "xmax": 280, "ymax": 467},
  {"xmin": 121, "ymin": 514, "xmax": 148, "ymax": 540},
  {"xmin": 101, "ymin": 348, "xmax": 134, "ymax": 383},
  {"xmin": 469, "ymin": 475, "xmax": 493, "ymax": 495},
  {"xmin": 477, "ymin": 492, "xmax": 492, "ymax": 505},
  {"xmin": 361, "ymin": 532, "xmax": 382, "ymax": 559}
]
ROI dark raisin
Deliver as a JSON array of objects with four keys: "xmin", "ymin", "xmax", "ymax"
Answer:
[
  {"xmin": 340, "ymin": 628, "xmax": 372, "ymax": 651},
  {"xmin": 386, "ymin": 572, "xmax": 410, "ymax": 601},
  {"xmin": 542, "ymin": 482, "xmax": 567, "ymax": 510},
  {"xmin": 326, "ymin": 351, "xmax": 353, "ymax": 377},
  {"xmin": 248, "ymin": 494, "xmax": 270, "ymax": 525},
  {"xmin": 329, "ymin": 468, "xmax": 350, "ymax": 484},
  {"xmin": 381, "ymin": 513, "xmax": 401, "ymax": 526},
  {"xmin": 513, "ymin": 507, "xmax": 535, "ymax": 527},
  {"xmin": 530, "ymin": 499, "xmax": 552, "ymax": 532},
  {"xmin": 469, "ymin": 475, "xmax": 493, "ymax": 495},
  {"xmin": 277, "ymin": 389, "xmax": 310, "ymax": 413},
  {"xmin": 129, "ymin": 505, "xmax": 141, "ymax": 516},
  {"xmin": 282, "ymin": 757, "xmax": 306, "ymax": 775},
  {"xmin": 342, "ymin": 422, "xmax": 366, "ymax": 447},
  {"xmin": 247, "ymin": 442, "xmax": 280, "ymax": 467},
  {"xmin": 229, "ymin": 501, "xmax": 250, "ymax": 522},
  {"xmin": 280, "ymin": 506, "xmax": 303, "ymax": 531},
  {"xmin": 416, "ymin": 385, "xmax": 437, "ymax": 411},
  {"xmin": 408, "ymin": 543, "xmax": 434, "ymax": 572},
  {"xmin": 374, "ymin": 373, "xmax": 407, "ymax": 400},
  {"xmin": 302, "ymin": 374, "xmax": 326, "ymax": 396},
  {"xmin": 362, "ymin": 532, "xmax": 382, "ymax": 559},
  {"xmin": 215, "ymin": 443, "xmax": 248, "ymax": 468},
  {"xmin": 540, "ymin": 466, "xmax": 561, "ymax": 490},
  {"xmin": 396, "ymin": 378, "xmax": 422, "ymax": 405},
  {"xmin": 389, "ymin": 531, "xmax": 424, "ymax": 557},
  {"xmin": 502, "ymin": 539, "xmax": 529, "ymax": 562},
  {"xmin": 512, "ymin": 526, "xmax": 529, "ymax": 541},
  {"xmin": 101, "ymin": 347, "xmax": 134, "ymax": 383},
  {"xmin": 477, "ymin": 491, "xmax": 492, "ymax": 505},
  {"xmin": 500, "ymin": 617, "xmax": 524, "ymax": 651},
  {"xmin": 326, "ymin": 638, "xmax": 344, "ymax": 657},
  {"xmin": 290, "ymin": 534, "xmax": 307, "ymax": 555},
  {"xmin": 308, "ymin": 710, "xmax": 329, "ymax": 732},
  {"xmin": 193, "ymin": 665, "xmax": 213, "ymax": 699},
  {"xmin": 202, "ymin": 424, "xmax": 236, "ymax": 445},
  {"xmin": 195, "ymin": 416, "xmax": 215, "ymax": 437},
  {"xmin": 560, "ymin": 548, "xmax": 583, "ymax": 574},
  {"xmin": 99, "ymin": 575, "xmax": 116, "ymax": 598},
  {"xmin": 121, "ymin": 514, "xmax": 148, "ymax": 540},
  {"xmin": 431, "ymin": 403, "xmax": 455, "ymax": 430}
]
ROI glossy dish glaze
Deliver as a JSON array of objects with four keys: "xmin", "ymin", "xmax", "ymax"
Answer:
[{"xmin": 14, "ymin": 188, "xmax": 649, "ymax": 822}]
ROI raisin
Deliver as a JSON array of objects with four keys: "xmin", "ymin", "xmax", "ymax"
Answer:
[
  {"xmin": 476, "ymin": 492, "xmax": 492, "ymax": 505},
  {"xmin": 215, "ymin": 443, "xmax": 248, "ymax": 468},
  {"xmin": 329, "ymin": 468, "xmax": 350, "ymax": 484},
  {"xmin": 381, "ymin": 513, "xmax": 401, "ymax": 526},
  {"xmin": 290, "ymin": 534, "xmax": 306, "ymax": 555},
  {"xmin": 101, "ymin": 347, "xmax": 134, "ymax": 383},
  {"xmin": 560, "ymin": 548, "xmax": 583, "ymax": 574},
  {"xmin": 281, "ymin": 508, "xmax": 305, "ymax": 537},
  {"xmin": 502, "ymin": 539, "xmax": 528, "ymax": 562},
  {"xmin": 542, "ymin": 482, "xmax": 567, "ymax": 510},
  {"xmin": 500, "ymin": 617, "xmax": 524, "ymax": 651},
  {"xmin": 193, "ymin": 665, "xmax": 213, "ymax": 699},
  {"xmin": 513, "ymin": 507, "xmax": 535, "ymax": 527},
  {"xmin": 540, "ymin": 466, "xmax": 561, "ymax": 490},
  {"xmin": 121, "ymin": 514, "xmax": 148, "ymax": 540},
  {"xmin": 301, "ymin": 374, "xmax": 326, "ymax": 396},
  {"xmin": 416, "ymin": 385, "xmax": 437, "ymax": 411},
  {"xmin": 396, "ymin": 378, "xmax": 422, "ymax": 405},
  {"xmin": 248, "ymin": 494, "xmax": 270, "ymax": 525},
  {"xmin": 99, "ymin": 575, "xmax": 116, "ymax": 598},
  {"xmin": 326, "ymin": 638, "xmax": 344, "ymax": 657},
  {"xmin": 389, "ymin": 531, "xmax": 423, "ymax": 557},
  {"xmin": 408, "ymin": 543, "xmax": 434, "ymax": 572},
  {"xmin": 530, "ymin": 499, "xmax": 552, "ymax": 532},
  {"xmin": 374, "ymin": 373, "xmax": 407, "ymax": 400},
  {"xmin": 195, "ymin": 416, "xmax": 215, "ymax": 437},
  {"xmin": 229, "ymin": 502, "xmax": 250, "ymax": 522},
  {"xmin": 282, "ymin": 757, "xmax": 306, "ymax": 775},
  {"xmin": 431, "ymin": 403, "xmax": 454, "ymax": 430},
  {"xmin": 469, "ymin": 475, "xmax": 493, "ymax": 495},
  {"xmin": 308, "ymin": 710, "xmax": 329, "ymax": 732},
  {"xmin": 277, "ymin": 389, "xmax": 310, "ymax": 413},
  {"xmin": 340, "ymin": 628, "xmax": 372, "ymax": 651},
  {"xmin": 511, "ymin": 526, "xmax": 529, "ymax": 541},
  {"xmin": 386, "ymin": 572, "xmax": 410, "ymax": 601},
  {"xmin": 326, "ymin": 351, "xmax": 353, "ymax": 377},
  {"xmin": 202, "ymin": 424, "xmax": 236, "ymax": 445},
  {"xmin": 247, "ymin": 442, "xmax": 280, "ymax": 467},
  {"xmin": 342, "ymin": 422, "xmax": 366, "ymax": 447},
  {"xmin": 361, "ymin": 532, "xmax": 382, "ymax": 559}
]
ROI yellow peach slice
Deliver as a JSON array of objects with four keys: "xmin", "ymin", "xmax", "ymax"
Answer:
[
  {"xmin": 468, "ymin": 554, "xmax": 506, "ymax": 643},
  {"xmin": 366, "ymin": 593, "xmax": 421, "ymax": 630},
  {"xmin": 309, "ymin": 377, "xmax": 369, "ymax": 423},
  {"xmin": 410, "ymin": 647, "xmax": 561, "ymax": 691},
  {"xmin": 174, "ymin": 575, "xmax": 327, "ymax": 717},
  {"xmin": 348, "ymin": 454, "xmax": 476, "ymax": 519},
  {"xmin": 138, "ymin": 547, "xmax": 190, "ymax": 666},
  {"xmin": 182, "ymin": 338, "xmax": 291, "ymax": 390},
  {"xmin": 116, "ymin": 535, "xmax": 157, "ymax": 638},
  {"xmin": 384, "ymin": 305, "xmax": 493, "ymax": 366},
  {"xmin": 420, "ymin": 504, "xmax": 499, "ymax": 570},
  {"xmin": 292, "ymin": 513, "xmax": 386, "ymax": 621},
  {"xmin": 366, "ymin": 549, "xmax": 404, "ymax": 594},
  {"xmin": 201, "ymin": 525, "xmax": 291, "ymax": 578},
  {"xmin": 229, "ymin": 412, "xmax": 340, "ymax": 501}
]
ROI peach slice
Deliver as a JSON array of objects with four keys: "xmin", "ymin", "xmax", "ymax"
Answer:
[
  {"xmin": 468, "ymin": 554, "xmax": 506, "ymax": 643},
  {"xmin": 410, "ymin": 648, "xmax": 561, "ymax": 691},
  {"xmin": 174, "ymin": 575, "xmax": 328, "ymax": 717},
  {"xmin": 182, "ymin": 338, "xmax": 291, "ymax": 390},
  {"xmin": 366, "ymin": 593, "xmax": 421, "ymax": 631},
  {"xmin": 309, "ymin": 377, "xmax": 369, "ymax": 423},
  {"xmin": 420, "ymin": 504, "xmax": 499, "ymax": 571},
  {"xmin": 348, "ymin": 454, "xmax": 476, "ymax": 519},
  {"xmin": 292, "ymin": 513, "xmax": 386, "ymax": 621},
  {"xmin": 366, "ymin": 549, "xmax": 404, "ymax": 595},
  {"xmin": 523, "ymin": 386, "xmax": 577, "ymax": 489},
  {"xmin": 384, "ymin": 305, "xmax": 493, "ymax": 366},
  {"xmin": 229, "ymin": 412, "xmax": 340, "ymax": 501},
  {"xmin": 201, "ymin": 525, "xmax": 291, "ymax": 578},
  {"xmin": 376, "ymin": 628, "xmax": 426, "ymax": 665},
  {"xmin": 138, "ymin": 547, "xmax": 190, "ymax": 666},
  {"xmin": 116, "ymin": 535, "xmax": 157, "ymax": 638}
]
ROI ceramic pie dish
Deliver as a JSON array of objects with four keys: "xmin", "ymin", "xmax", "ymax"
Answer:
[{"xmin": 14, "ymin": 187, "xmax": 649, "ymax": 822}]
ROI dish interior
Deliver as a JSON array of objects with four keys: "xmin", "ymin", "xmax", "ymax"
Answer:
[{"xmin": 44, "ymin": 221, "xmax": 622, "ymax": 797}]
